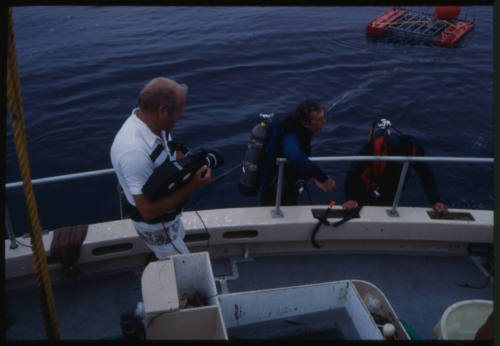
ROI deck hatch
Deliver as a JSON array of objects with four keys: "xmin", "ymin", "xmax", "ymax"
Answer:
[
  {"xmin": 427, "ymin": 211, "xmax": 475, "ymax": 221},
  {"xmin": 92, "ymin": 242, "xmax": 133, "ymax": 256},
  {"xmin": 311, "ymin": 209, "xmax": 359, "ymax": 219},
  {"xmin": 222, "ymin": 230, "xmax": 258, "ymax": 239}
]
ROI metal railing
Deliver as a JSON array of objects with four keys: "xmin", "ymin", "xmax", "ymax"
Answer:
[
  {"xmin": 4, "ymin": 156, "xmax": 494, "ymax": 247},
  {"xmin": 5, "ymin": 168, "xmax": 115, "ymax": 249},
  {"xmin": 271, "ymin": 155, "xmax": 493, "ymax": 218},
  {"xmin": 5, "ymin": 168, "xmax": 115, "ymax": 189}
]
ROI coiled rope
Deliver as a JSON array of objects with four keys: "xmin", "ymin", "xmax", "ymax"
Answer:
[{"xmin": 7, "ymin": 7, "xmax": 60, "ymax": 339}]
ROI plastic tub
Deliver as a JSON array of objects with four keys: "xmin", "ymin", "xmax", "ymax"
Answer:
[{"xmin": 434, "ymin": 300, "xmax": 493, "ymax": 340}]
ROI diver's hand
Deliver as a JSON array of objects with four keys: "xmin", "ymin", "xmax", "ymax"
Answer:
[
  {"xmin": 342, "ymin": 200, "xmax": 359, "ymax": 211},
  {"xmin": 312, "ymin": 177, "xmax": 336, "ymax": 192},
  {"xmin": 433, "ymin": 202, "xmax": 448, "ymax": 214},
  {"xmin": 190, "ymin": 165, "xmax": 211, "ymax": 189}
]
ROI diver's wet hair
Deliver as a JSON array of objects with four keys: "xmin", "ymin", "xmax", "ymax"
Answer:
[{"xmin": 295, "ymin": 100, "xmax": 322, "ymax": 124}]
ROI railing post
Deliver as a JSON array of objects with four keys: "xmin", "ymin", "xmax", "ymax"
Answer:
[
  {"xmin": 5, "ymin": 204, "xmax": 19, "ymax": 249},
  {"xmin": 271, "ymin": 160, "xmax": 285, "ymax": 218},
  {"xmin": 387, "ymin": 161, "xmax": 410, "ymax": 217}
]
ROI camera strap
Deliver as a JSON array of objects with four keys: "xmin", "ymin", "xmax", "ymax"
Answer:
[
  {"xmin": 123, "ymin": 197, "xmax": 182, "ymax": 224},
  {"xmin": 149, "ymin": 143, "xmax": 165, "ymax": 163}
]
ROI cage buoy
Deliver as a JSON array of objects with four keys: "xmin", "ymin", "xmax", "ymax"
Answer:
[{"xmin": 435, "ymin": 6, "xmax": 461, "ymax": 20}]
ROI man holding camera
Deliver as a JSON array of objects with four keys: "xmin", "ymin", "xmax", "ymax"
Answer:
[{"xmin": 110, "ymin": 77, "xmax": 211, "ymax": 259}]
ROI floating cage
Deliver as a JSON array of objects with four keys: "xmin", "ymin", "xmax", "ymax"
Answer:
[{"xmin": 366, "ymin": 8, "xmax": 474, "ymax": 47}]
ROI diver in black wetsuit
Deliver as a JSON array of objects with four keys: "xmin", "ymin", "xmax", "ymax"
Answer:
[
  {"xmin": 342, "ymin": 118, "xmax": 448, "ymax": 214},
  {"xmin": 260, "ymin": 100, "xmax": 336, "ymax": 206}
]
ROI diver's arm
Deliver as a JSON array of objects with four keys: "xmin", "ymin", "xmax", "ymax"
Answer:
[
  {"xmin": 414, "ymin": 163, "xmax": 448, "ymax": 214},
  {"xmin": 282, "ymin": 133, "xmax": 327, "ymax": 182},
  {"xmin": 133, "ymin": 165, "xmax": 211, "ymax": 222},
  {"xmin": 411, "ymin": 140, "xmax": 441, "ymax": 205},
  {"xmin": 410, "ymin": 140, "xmax": 448, "ymax": 213},
  {"xmin": 342, "ymin": 168, "xmax": 364, "ymax": 211},
  {"xmin": 311, "ymin": 177, "xmax": 336, "ymax": 192},
  {"xmin": 414, "ymin": 162, "xmax": 448, "ymax": 214}
]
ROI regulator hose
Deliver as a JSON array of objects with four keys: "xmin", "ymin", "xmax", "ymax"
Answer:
[
  {"xmin": 311, "ymin": 204, "xmax": 362, "ymax": 249},
  {"xmin": 311, "ymin": 201, "xmax": 334, "ymax": 249}
]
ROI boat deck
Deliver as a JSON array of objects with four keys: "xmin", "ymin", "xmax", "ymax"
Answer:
[{"xmin": 5, "ymin": 251, "xmax": 493, "ymax": 340}]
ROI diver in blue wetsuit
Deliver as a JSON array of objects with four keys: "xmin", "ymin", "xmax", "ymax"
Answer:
[{"xmin": 260, "ymin": 100, "xmax": 336, "ymax": 206}]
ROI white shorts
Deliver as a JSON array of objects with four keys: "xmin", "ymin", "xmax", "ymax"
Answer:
[{"xmin": 133, "ymin": 215, "xmax": 189, "ymax": 260}]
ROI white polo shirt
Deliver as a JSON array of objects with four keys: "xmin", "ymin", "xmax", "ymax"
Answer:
[{"xmin": 110, "ymin": 108, "xmax": 177, "ymax": 211}]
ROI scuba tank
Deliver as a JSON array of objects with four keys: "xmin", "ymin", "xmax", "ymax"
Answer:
[{"xmin": 238, "ymin": 113, "xmax": 274, "ymax": 196}]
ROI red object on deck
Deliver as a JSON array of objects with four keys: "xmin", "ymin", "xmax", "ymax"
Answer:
[
  {"xmin": 435, "ymin": 6, "xmax": 461, "ymax": 20},
  {"xmin": 435, "ymin": 21, "xmax": 474, "ymax": 47},
  {"xmin": 366, "ymin": 8, "xmax": 406, "ymax": 37}
]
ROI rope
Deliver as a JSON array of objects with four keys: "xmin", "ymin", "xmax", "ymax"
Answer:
[
  {"xmin": 194, "ymin": 210, "xmax": 211, "ymax": 249},
  {"xmin": 7, "ymin": 8, "xmax": 60, "ymax": 339},
  {"xmin": 210, "ymin": 162, "xmax": 242, "ymax": 185}
]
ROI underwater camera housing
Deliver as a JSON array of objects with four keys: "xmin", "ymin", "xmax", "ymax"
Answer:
[{"xmin": 142, "ymin": 149, "xmax": 223, "ymax": 201}]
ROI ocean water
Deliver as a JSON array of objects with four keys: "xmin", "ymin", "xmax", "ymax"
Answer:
[{"xmin": 6, "ymin": 6, "xmax": 493, "ymax": 235}]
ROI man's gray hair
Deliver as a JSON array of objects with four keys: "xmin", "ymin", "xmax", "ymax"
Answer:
[{"xmin": 138, "ymin": 78, "xmax": 188, "ymax": 114}]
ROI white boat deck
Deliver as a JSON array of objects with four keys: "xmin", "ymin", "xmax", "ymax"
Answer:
[
  {"xmin": 5, "ymin": 251, "xmax": 493, "ymax": 340},
  {"xmin": 4, "ymin": 206, "xmax": 494, "ymax": 340}
]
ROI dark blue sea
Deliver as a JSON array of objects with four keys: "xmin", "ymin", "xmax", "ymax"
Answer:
[{"xmin": 6, "ymin": 6, "xmax": 494, "ymax": 236}]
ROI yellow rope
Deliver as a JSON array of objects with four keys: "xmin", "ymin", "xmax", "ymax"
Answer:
[{"xmin": 7, "ymin": 7, "xmax": 60, "ymax": 340}]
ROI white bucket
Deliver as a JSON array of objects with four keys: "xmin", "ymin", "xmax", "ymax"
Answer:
[{"xmin": 434, "ymin": 299, "xmax": 493, "ymax": 340}]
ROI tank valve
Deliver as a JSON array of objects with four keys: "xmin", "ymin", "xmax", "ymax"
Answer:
[{"xmin": 259, "ymin": 113, "xmax": 275, "ymax": 123}]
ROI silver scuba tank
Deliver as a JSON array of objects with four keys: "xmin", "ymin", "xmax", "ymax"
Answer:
[{"xmin": 238, "ymin": 113, "xmax": 274, "ymax": 196}]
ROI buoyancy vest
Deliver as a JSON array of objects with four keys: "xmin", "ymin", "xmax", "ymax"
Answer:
[
  {"xmin": 123, "ymin": 141, "xmax": 184, "ymax": 224},
  {"xmin": 361, "ymin": 135, "xmax": 417, "ymax": 192}
]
